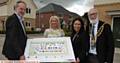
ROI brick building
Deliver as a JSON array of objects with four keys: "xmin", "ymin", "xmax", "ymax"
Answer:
[{"xmin": 36, "ymin": 3, "xmax": 79, "ymax": 31}]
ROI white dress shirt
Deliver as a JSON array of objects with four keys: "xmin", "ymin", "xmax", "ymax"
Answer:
[{"xmin": 89, "ymin": 21, "xmax": 99, "ymax": 55}]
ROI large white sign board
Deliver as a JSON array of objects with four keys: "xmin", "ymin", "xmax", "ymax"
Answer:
[{"xmin": 24, "ymin": 37, "xmax": 75, "ymax": 62}]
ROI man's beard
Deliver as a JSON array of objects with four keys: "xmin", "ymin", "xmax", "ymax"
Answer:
[{"xmin": 89, "ymin": 18, "xmax": 99, "ymax": 24}]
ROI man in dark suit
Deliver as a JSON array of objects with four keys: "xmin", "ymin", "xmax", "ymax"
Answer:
[
  {"xmin": 2, "ymin": 1, "xmax": 27, "ymax": 60},
  {"xmin": 86, "ymin": 8, "xmax": 114, "ymax": 63}
]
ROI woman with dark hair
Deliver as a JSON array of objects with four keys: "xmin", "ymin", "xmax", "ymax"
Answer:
[{"xmin": 71, "ymin": 17, "xmax": 88, "ymax": 63}]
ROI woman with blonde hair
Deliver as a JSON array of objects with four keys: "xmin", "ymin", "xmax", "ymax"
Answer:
[{"xmin": 44, "ymin": 15, "xmax": 65, "ymax": 37}]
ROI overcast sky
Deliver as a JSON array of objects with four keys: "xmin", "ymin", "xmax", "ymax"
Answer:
[{"xmin": 34, "ymin": 0, "xmax": 94, "ymax": 16}]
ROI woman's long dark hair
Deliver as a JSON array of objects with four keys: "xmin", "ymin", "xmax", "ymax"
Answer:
[{"xmin": 71, "ymin": 17, "xmax": 85, "ymax": 35}]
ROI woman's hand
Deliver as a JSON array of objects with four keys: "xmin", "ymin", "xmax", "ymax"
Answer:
[
  {"xmin": 75, "ymin": 57, "xmax": 80, "ymax": 63},
  {"xmin": 19, "ymin": 55, "xmax": 25, "ymax": 63},
  {"xmin": 20, "ymin": 55, "xmax": 25, "ymax": 60}
]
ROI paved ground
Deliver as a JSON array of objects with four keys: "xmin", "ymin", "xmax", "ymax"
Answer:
[{"xmin": 0, "ymin": 34, "xmax": 120, "ymax": 63}]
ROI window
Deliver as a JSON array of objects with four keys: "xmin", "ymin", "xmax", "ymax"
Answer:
[
  {"xmin": 25, "ymin": 22, "xmax": 31, "ymax": 27},
  {"xmin": 113, "ymin": 16, "xmax": 120, "ymax": 47},
  {"xmin": 26, "ymin": 8, "xmax": 31, "ymax": 14},
  {"xmin": 29, "ymin": 23, "xmax": 31, "ymax": 26},
  {"xmin": 26, "ymin": 8, "xmax": 29, "ymax": 13},
  {"xmin": 26, "ymin": 22, "xmax": 28, "ymax": 26},
  {"xmin": 13, "ymin": 6, "xmax": 15, "ymax": 10},
  {"xmin": 29, "ymin": 8, "xmax": 31, "ymax": 14}
]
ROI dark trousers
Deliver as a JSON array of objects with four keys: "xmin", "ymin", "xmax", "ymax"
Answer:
[{"xmin": 86, "ymin": 53, "xmax": 99, "ymax": 63}]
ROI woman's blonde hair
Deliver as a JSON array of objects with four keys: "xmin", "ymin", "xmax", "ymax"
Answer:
[{"xmin": 49, "ymin": 15, "xmax": 61, "ymax": 29}]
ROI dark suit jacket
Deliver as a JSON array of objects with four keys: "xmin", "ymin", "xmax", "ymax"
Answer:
[
  {"xmin": 2, "ymin": 14, "xmax": 27, "ymax": 60},
  {"xmin": 71, "ymin": 31, "xmax": 89, "ymax": 63},
  {"xmin": 87, "ymin": 21, "xmax": 114, "ymax": 63}
]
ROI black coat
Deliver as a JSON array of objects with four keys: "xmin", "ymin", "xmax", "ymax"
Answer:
[
  {"xmin": 87, "ymin": 21, "xmax": 114, "ymax": 63},
  {"xmin": 71, "ymin": 31, "xmax": 89, "ymax": 63},
  {"xmin": 2, "ymin": 14, "xmax": 27, "ymax": 60}
]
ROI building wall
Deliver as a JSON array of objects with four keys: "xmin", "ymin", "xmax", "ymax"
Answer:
[
  {"xmin": 0, "ymin": 4, "xmax": 8, "ymax": 31},
  {"xmin": 0, "ymin": 5, "xmax": 8, "ymax": 16},
  {"xmin": 0, "ymin": 16, "xmax": 3, "ymax": 30},
  {"xmin": 23, "ymin": 0, "xmax": 37, "ymax": 31},
  {"xmin": 23, "ymin": 0, "xmax": 37, "ymax": 19},
  {"xmin": 63, "ymin": 14, "xmax": 70, "ymax": 24},
  {"xmin": 36, "ymin": 12, "xmax": 54, "ymax": 29},
  {"xmin": 95, "ymin": 3, "xmax": 120, "ymax": 25},
  {"xmin": 0, "ymin": 16, "xmax": 6, "ymax": 31},
  {"xmin": 24, "ymin": 18, "xmax": 35, "ymax": 31},
  {"xmin": 7, "ymin": 0, "xmax": 16, "ymax": 15},
  {"xmin": 95, "ymin": 0, "xmax": 120, "ymax": 5}
]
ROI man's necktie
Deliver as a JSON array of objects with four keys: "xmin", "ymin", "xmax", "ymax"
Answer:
[
  {"xmin": 92, "ymin": 24, "xmax": 95, "ymax": 40},
  {"xmin": 91, "ymin": 24, "xmax": 96, "ymax": 48},
  {"xmin": 21, "ymin": 20, "xmax": 26, "ymax": 35}
]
